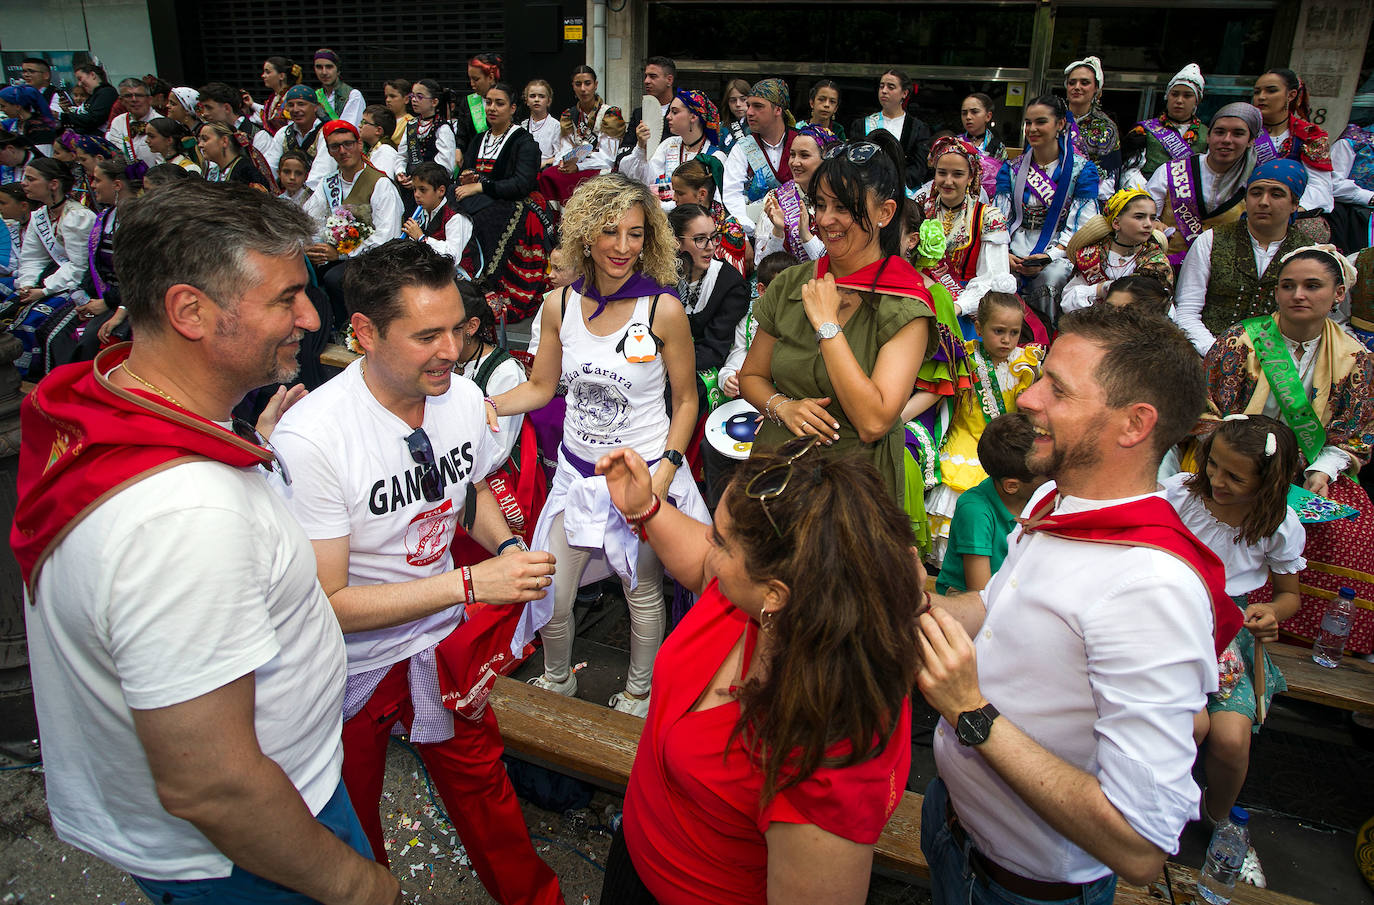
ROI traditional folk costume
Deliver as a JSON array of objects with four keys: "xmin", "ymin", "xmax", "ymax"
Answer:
[
  {"xmin": 721, "ymin": 79, "xmax": 798, "ymax": 238},
  {"xmin": 1255, "ymin": 112, "xmax": 1333, "ymax": 216},
  {"xmin": 1061, "ymin": 188, "xmax": 1174, "ymax": 314},
  {"xmin": 1330, "ymin": 123, "xmax": 1374, "ymax": 252},
  {"xmin": 0, "ymin": 217, "xmax": 24, "ymax": 307},
  {"xmin": 537, "ymin": 99, "xmax": 625, "ymax": 205},
  {"xmin": 1351, "ymin": 247, "xmax": 1374, "ymax": 350},
  {"xmin": 1063, "ymin": 57, "xmax": 1121, "ymax": 201},
  {"xmin": 926, "ymin": 340, "xmax": 1044, "ymax": 564},
  {"xmin": 852, "ymin": 106, "xmax": 935, "ymax": 194},
  {"xmin": 1174, "ymin": 160, "xmax": 1315, "ymax": 355},
  {"xmin": 619, "ymin": 90, "xmax": 726, "ymax": 211},
  {"xmin": 9, "ymin": 199, "xmax": 96, "ymax": 377},
  {"xmin": 311, "ymin": 51, "xmax": 364, "ymax": 126},
  {"xmin": 1203, "ymin": 255, "xmax": 1374, "ymax": 653},
  {"xmin": 1131, "ymin": 65, "xmax": 1209, "ymax": 179},
  {"xmin": 994, "ymin": 132, "xmax": 1100, "ymax": 327},
  {"xmin": 458, "ymin": 124, "xmax": 555, "ymax": 322},
  {"xmin": 751, "ymin": 124, "xmax": 838, "ymax": 269}
]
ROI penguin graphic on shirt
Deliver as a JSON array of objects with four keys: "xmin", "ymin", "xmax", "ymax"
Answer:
[{"xmin": 617, "ymin": 322, "xmax": 658, "ymax": 363}]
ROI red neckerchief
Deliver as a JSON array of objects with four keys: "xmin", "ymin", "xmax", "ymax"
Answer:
[
  {"xmin": 12, "ymin": 343, "xmax": 272, "ymax": 594},
  {"xmin": 1017, "ymin": 489, "xmax": 1242, "ymax": 658},
  {"xmin": 815, "ymin": 254, "xmax": 935, "ymax": 311}
]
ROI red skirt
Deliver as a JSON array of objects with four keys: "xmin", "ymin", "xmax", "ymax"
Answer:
[
  {"xmin": 1253, "ymin": 476, "xmax": 1374, "ymax": 654},
  {"xmin": 537, "ymin": 165, "xmax": 599, "ymax": 205}
]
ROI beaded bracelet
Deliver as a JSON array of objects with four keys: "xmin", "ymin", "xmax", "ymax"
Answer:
[
  {"xmin": 484, "ymin": 396, "xmax": 498, "ymax": 417},
  {"xmin": 625, "ymin": 494, "xmax": 662, "ymax": 540},
  {"xmin": 460, "ymin": 565, "xmax": 476, "ymax": 605}
]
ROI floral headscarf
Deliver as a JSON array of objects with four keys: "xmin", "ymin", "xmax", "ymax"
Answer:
[
  {"xmin": 926, "ymin": 135, "xmax": 982, "ymax": 197},
  {"xmin": 676, "ymin": 89, "xmax": 720, "ymax": 147}
]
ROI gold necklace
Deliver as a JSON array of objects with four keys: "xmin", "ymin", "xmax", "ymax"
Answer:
[{"xmin": 121, "ymin": 362, "xmax": 185, "ymax": 408}]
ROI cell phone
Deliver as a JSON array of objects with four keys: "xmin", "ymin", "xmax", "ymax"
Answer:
[{"xmin": 1022, "ymin": 254, "xmax": 1051, "ymax": 268}]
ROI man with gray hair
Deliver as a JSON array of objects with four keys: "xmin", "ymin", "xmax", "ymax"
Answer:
[
  {"xmin": 105, "ymin": 77, "xmax": 162, "ymax": 168},
  {"xmin": 12, "ymin": 181, "xmax": 400, "ymax": 905}
]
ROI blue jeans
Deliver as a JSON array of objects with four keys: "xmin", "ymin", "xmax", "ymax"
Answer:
[
  {"xmin": 920, "ymin": 777, "xmax": 1117, "ymax": 905},
  {"xmin": 132, "ymin": 780, "xmax": 371, "ymax": 904}
]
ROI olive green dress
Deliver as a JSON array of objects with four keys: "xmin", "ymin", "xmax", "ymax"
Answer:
[{"xmin": 751, "ymin": 259, "xmax": 935, "ymax": 506}]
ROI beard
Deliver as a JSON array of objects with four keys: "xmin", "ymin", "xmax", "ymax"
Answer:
[
  {"xmin": 1026, "ymin": 416, "xmax": 1107, "ymax": 481},
  {"xmin": 215, "ymin": 309, "xmax": 303, "ymax": 386}
]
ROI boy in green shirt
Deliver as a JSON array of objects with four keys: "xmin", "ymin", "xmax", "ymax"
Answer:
[{"xmin": 936, "ymin": 413, "xmax": 1046, "ymax": 594}]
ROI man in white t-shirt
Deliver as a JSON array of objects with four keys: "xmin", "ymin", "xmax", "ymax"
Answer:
[
  {"xmin": 13, "ymin": 181, "xmax": 399, "ymax": 904},
  {"xmin": 916, "ymin": 305, "xmax": 1235, "ymax": 904},
  {"xmin": 271, "ymin": 238, "xmax": 563, "ymax": 905}
]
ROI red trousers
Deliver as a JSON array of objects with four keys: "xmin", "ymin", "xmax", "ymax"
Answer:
[{"xmin": 341, "ymin": 660, "xmax": 563, "ymax": 905}]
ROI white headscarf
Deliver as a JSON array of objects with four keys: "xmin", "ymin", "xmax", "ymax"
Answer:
[
  {"xmin": 1168, "ymin": 63, "xmax": 1205, "ymax": 101},
  {"xmin": 171, "ymin": 87, "xmax": 199, "ymax": 115},
  {"xmin": 1064, "ymin": 56, "xmax": 1104, "ymax": 91}
]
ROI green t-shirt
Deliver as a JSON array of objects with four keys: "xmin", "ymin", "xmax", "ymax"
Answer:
[{"xmin": 936, "ymin": 477, "xmax": 1017, "ymax": 594}]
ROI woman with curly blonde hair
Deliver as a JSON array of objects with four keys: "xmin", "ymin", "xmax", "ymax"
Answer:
[{"xmin": 491, "ymin": 174, "xmax": 708, "ymax": 716}]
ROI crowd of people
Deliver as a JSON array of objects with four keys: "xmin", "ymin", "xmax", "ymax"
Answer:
[{"xmin": 8, "ymin": 42, "xmax": 1374, "ymax": 905}]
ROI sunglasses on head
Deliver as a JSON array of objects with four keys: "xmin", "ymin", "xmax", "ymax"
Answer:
[
  {"xmin": 744, "ymin": 435, "xmax": 821, "ymax": 538},
  {"xmin": 823, "ymin": 141, "xmax": 881, "ymax": 164}
]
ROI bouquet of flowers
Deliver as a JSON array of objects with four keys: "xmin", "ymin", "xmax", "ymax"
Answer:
[{"xmin": 324, "ymin": 207, "xmax": 372, "ymax": 256}]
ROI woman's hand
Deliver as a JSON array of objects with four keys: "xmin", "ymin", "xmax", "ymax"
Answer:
[
  {"xmin": 76, "ymin": 297, "xmax": 108, "ymax": 319},
  {"xmin": 778, "ymin": 397, "xmax": 839, "ymax": 444},
  {"xmin": 454, "ymin": 182, "xmax": 482, "ymax": 201},
  {"xmin": 16, "ymin": 287, "xmax": 44, "ymax": 304},
  {"xmin": 558, "ymin": 159, "xmax": 577, "ymax": 174},
  {"xmin": 635, "ymin": 120, "xmax": 650, "ymax": 150},
  {"xmin": 650, "ymin": 461, "xmax": 675, "ymax": 504},
  {"xmin": 763, "ymin": 191, "xmax": 786, "ymax": 234},
  {"xmin": 97, "ymin": 306, "xmax": 128, "ymax": 343},
  {"xmin": 797, "ymin": 199, "xmax": 813, "ymax": 242},
  {"xmin": 396, "ymin": 172, "xmax": 413, "ymax": 188},
  {"xmin": 402, "ymin": 219, "xmax": 424, "ymax": 240},
  {"xmin": 254, "ymin": 384, "xmax": 308, "ymax": 442},
  {"xmin": 1304, "ymin": 471, "xmax": 1332, "ymax": 497},
  {"xmin": 596, "ymin": 448, "xmax": 655, "ymax": 518},
  {"xmin": 1243, "ymin": 602, "xmax": 1281, "ymax": 643},
  {"xmin": 801, "ymin": 273, "xmax": 842, "ymax": 330}
]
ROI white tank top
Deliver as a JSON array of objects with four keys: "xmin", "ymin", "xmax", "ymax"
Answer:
[{"xmin": 558, "ymin": 289, "xmax": 670, "ymax": 462}]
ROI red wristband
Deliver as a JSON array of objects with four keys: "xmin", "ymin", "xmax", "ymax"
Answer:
[{"xmin": 461, "ymin": 565, "xmax": 476, "ymax": 605}]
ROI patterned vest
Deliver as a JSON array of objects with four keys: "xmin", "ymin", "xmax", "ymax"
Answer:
[
  {"xmin": 1202, "ymin": 221, "xmax": 1313, "ymax": 336},
  {"xmin": 1340, "ymin": 124, "xmax": 1374, "ymax": 192},
  {"xmin": 285, "ymin": 122, "xmax": 323, "ymax": 159},
  {"xmin": 1351, "ymin": 247, "xmax": 1374, "ymax": 332}
]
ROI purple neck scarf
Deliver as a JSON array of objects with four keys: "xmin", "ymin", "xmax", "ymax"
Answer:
[{"xmin": 575, "ymin": 272, "xmax": 677, "ymax": 320}]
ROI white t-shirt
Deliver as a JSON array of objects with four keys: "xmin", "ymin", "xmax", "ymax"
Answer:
[
  {"xmin": 28, "ymin": 461, "xmax": 347, "ymax": 881},
  {"xmin": 271, "ymin": 360, "xmax": 505, "ymax": 674},
  {"xmin": 459, "ymin": 348, "xmax": 527, "ymax": 463}
]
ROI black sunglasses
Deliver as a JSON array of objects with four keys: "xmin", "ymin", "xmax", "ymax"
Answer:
[
  {"xmin": 823, "ymin": 141, "xmax": 881, "ymax": 164},
  {"xmin": 405, "ymin": 427, "xmax": 445, "ymax": 502},
  {"xmin": 744, "ymin": 435, "xmax": 820, "ymax": 537}
]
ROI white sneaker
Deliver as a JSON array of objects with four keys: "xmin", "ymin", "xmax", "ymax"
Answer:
[
  {"xmin": 1239, "ymin": 845, "xmax": 1267, "ymax": 888},
  {"xmin": 527, "ymin": 672, "xmax": 577, "ymax": 697},
  {"xmin": 609, "ymin": 690, "xmax": 650, "ymax": 718}
]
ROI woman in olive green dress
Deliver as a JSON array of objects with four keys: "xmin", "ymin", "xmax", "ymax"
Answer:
[{"xmin": 739, "ymin": 135, "xmax": 935, "ymax": 511}]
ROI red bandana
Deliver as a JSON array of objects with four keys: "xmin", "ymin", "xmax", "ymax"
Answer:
[
  {"xmin": 12, "ymin": 344, "xmax": 272, "ymax": 594},
  {"xmin": 1018, "ymin": 490, "xmax": 1243, "ymax": 658},
  {"xmin": 815, "ymin": 255, "xmax": 935, "ymax": 311}
]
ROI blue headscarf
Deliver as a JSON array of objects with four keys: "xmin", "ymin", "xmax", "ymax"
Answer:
[
  {"xmin": 284, "ymin": 84, "xmax": 315, "ymax": 104},
  {"xmin": 1247, "ymin": 158, "xmax": 1307, "ymax": 202},
  {"xmin": 0, "ymin": 85, "xmax": 56, "ymax": 127}
]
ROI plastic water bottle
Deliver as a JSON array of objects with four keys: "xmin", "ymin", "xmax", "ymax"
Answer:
[
  {"xmin": 1312, "ymin": 587, "xmax": 1357, "ymax": 668},
  {"xmin": 1197, "ymin": 807, "xmax": 1250, "ymax": 904}
]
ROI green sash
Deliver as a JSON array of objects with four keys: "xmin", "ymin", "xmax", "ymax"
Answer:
[
  {"xmin": 1242, "ymin": 315, "xmax": 1326, "ymax": 463},
  {"xmin": 315, "ymin": 89, "xmax": 338, "ymax": 121},
  {"xmin": 467, "ymin": 94, "xmax": 488, "ymax": 134},
  {"xmin": 969, "ymin": 344, "xmax": 1007, "ymax": 424},
  {"xmin": 315, "ymin": 80, "xmax": 352, "ymax": 122}
]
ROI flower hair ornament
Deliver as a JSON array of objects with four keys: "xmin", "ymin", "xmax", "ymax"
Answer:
[{"xmin": 910, "ymin": 219, "xmax": 947, "ymax": 269}]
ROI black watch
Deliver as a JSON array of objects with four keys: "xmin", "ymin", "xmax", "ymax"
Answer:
[
  {"xmin": 955, "ymin": 702, "xmax": 1000, "ymax": 747},
  {"xmin": 662, "ymin": 448, "xmax": 685, "ymax": 467}
]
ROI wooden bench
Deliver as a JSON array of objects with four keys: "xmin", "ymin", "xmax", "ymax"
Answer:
[
  {"xmin": 321, "ymin": 343, "xmax": 360, "ymax": 369},
  {"xmin": 488, "ymin": 677, "xmax": 1316, "ymax": 905},
  {"xmin": 1268, "ymin": 641, "xmax": 1374, "ymax": 714}
]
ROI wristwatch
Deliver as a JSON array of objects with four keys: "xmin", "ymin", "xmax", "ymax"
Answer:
[
  {"xmin": 497, "ymin": 536, "xmax": 529, "ymax": 555},
  {"xmin": 815, "ymin": 322, "xmax": 842, "ymax": 342},
  {"xmin": 955, "ymin": 702, "xmax": 1000, "ymax": 747},
  {"xmin": 662, "ymin": 448, "xmax": 685, "ymax": 467}
]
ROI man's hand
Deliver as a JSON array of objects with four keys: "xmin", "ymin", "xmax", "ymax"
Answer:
[
  {"xmin": 76, "ymin": 297, "xmax": 108, "ymax": 319},
  {"xmin": 98, "ymin": 307, "xmax": 128, "ymax": 343},
  {"xmin": 396, "ymin": 172, "xmax": 413, "ymax": 188},
  {"xmin": 915, "ymin": 606, "xmax": 986, "ymax": 724},
  {"xmin": 467, "ymin": 550, "xmax": 556, "ymax": 605},
  {"xmin": 305, "ymin": 242, "xmax": 340, "ymax": 265}
]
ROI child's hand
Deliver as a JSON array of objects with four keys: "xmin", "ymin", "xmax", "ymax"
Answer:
[
  {"xmin": 1243, "ymin": 602, "xmax": 1280, "ymax": 643},
  {"xmin": 721, "ymin": 372, "xmax": 740, "ymax": 397},
  {"xmin": 403, "ymin": 219, "xmax": 423, "ymax": 240}
]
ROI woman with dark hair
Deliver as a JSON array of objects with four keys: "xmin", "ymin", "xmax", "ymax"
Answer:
[
  {"xmin": 849, "ymin": 69, "xmax": 933, "ymax": 192},
  {"xmin": 453, "ymin": 81, "xmax": 555, "ymax": 322},
  {"xmin": 595, "ymin": 441, "xmax": 921, "ymax": 905},
  {"xmin": 669, "ymin": 202, "xmax": 750, "ymax": 405},
  {"xmin": 1202, "ymin": 246, "xmax": 1374, "ymax": 658},
  {"xmin": 59, "ymin": 60, "xmax": 117, "ymax": 136},
  {"xmin": 73, "ymin": 157, "xmax": 144, "ymax": 355},
  {"xmin": 670, "ymin": 156, "xmax": 749, "ymax": 276},
  {"xmin": 796, "ymin": 79, "xmax": 845, "ymax": 140},
  {"xmin": 1251, "ymin": 68, "xmax": 1334, "ymax": 221},
  {"xmin": 622, "ymin": 89, "xmax": 726, "ymax": 208},
  {"xmin": 959, "ymin": 92, "xmax": 1005, "ymax": 161},
  {"xmin": 197, "ymin": 121, "xmax": 269, "ymax": 190},
  {"xmin": 0, "ymin": 183, "xmax": 32, "ymax": 307},
  {"xmin": 142, "ymin": 117, "xmax": 201, "ymax": 174},
  {"xmin": 11, "ymin": 158, "xmax": 96, "ymax": 376},
  {"xmin": 537, "ymin": 66, "xmax": 626, "ymax": 205},
  {"xmin": 396, "ymin": 78, "xmax": 457, "ymax": 194},
  {"xmin": 259, "ymin": 56, "xmax": 302, "ymax": 134},
  {"xmin": 994, "ymin": 93, "xmax": 1100, "ymax": 327},
  {"xmin": 757, "ymin": 123, "xmax": 840, "ymax": 264},
  {"xmin": 382, "ymin": 77, "xmax": 414, "ymax": 147},
  {"xmin": 1063, "ymin": 56, "xmax": 1121, "ymax": 200},
  {"xmin": 739, "ymin": 136, "xmax": 935, "ymax": 511},
  {"xmin": 0, "ymin": 85, "xmax": 59, "ymax": 155}
]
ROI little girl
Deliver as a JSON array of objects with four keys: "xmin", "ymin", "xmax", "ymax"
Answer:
[
  {"xmin": 925, "ymin": 291, "xmax": 1043, "ymax": 564},
  {"xmin": 1164, "ymin": 415, "xmax": 1305, "ymax": 888}
]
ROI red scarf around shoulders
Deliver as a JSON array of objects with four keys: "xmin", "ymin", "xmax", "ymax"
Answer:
[
  {"xmin": 12, "ymin": 344, "xmax": 272, "ymax": 594},
  {"xmin": 815, "ymin": 254, "xmax": 935, "ymax": 311},
  {"xmin": 1018, "ymin": 489, "xmax": 1242, "ymax": 657}
]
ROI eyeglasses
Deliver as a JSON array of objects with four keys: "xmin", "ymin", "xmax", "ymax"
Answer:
[
  {"xmin": 360, "ymin": 120, "xmax": 378, "ymax": 128},
  {"xmin": 687, "ymin": 232, "xmax": 721, "ymax": 250},
  {"xmin": 405, "ymin": 427, "xmax": 445, "ymax": 502},
  {"xmin": 327, "ymin": 140, "xmax": 358, "ymax": 153},
  {"xmin": 744, "ymin": 435, "xmax": 820, "ymax": 537},
  {"xmin": 822, "ymin": 141, "xmax": 881, "ymax": 164},
  {"xmin": 119, "ymin": 93, "xmax": 149, "ymax": 101},
  {"xmin": 408, "ymin": 93, "xmax": 432, "ymax": 101}
]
